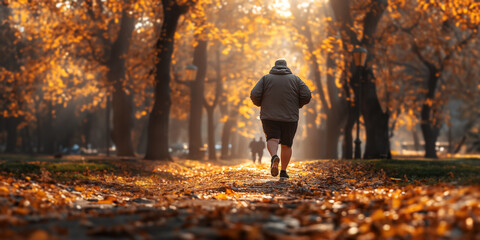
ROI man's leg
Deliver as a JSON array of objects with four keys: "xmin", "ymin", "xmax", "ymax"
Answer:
[
  {"xmin": 278, "ymin": 121, "xmax": 297, "ymax": 179},
  {"xmin": 267, "ymin": 138, "xmax": 279, "ymax": 156},
  {"xmin": 280, "ymin": 145, "xmax": 292, "ymax": 171},
  {"xmin": 267, "ymin": 138, "xmax": 280, "ymax": 176}
]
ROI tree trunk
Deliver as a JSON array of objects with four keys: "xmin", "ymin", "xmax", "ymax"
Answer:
[
  {"xmin": 447, "ymin": 126, "xmax": 453, "ymax": 153},
  {"xmin": 206, "ymin": 106, "xmax": 216, "ymax": 160},
  {"xmin": 412, "ymin": 128, "xmax": 420, "ymax": 152},
  {"xmin": 342, "ymin": 105, "xmax": 355, "ymax": 159},
  {"xmin": 220, "ymin": 110, "xmax": 237, "ymax": 159},
  {"xmin": 44, "ymin": 102, "xmax": 55, "ymax": 154},
  {"xmin": 188, "ymin": 39, "xmax": 207, "ymax": 160},
  {"xmin": 325, "ymin": 52, "xmax": 347, "ymax": 159},
  {"xmin": 5, "ymin": 117, "xmax": 18, "ymax": 153},
  {"xmin": 21, "ymin": 125, "xmax": 33, "ymax": 154},
  {"xmin": 145, "ymin": 0, "xmax": 186, "ymax": 160},
  {"xmin": 136, "ymin": 119, "xmax": 148, "ymax": 155},
  {"xmin": 362, "ymin": 69, "xmax": 391, "ymax": 159},
  {"xmin": 303, "ymin": 104, "xmax": 321, "ymax": 159},
  {"xmin": 420, "ymin": 69, "xmax": 440, "ymax": 158},
  {"xmin": 107, "ymin": 10, "xmax": 135, "ymax": 157},
  {"xmin": 341, "ymin": 64, "xmax": 355, "ymax": 160},
  {"xmin": 111, "ymin": 89, "xmax": 134, "ymax": 156},
  {"xmin": 0, "ymin": 116, "xmax": 4, "ymax": 152},
  {"xmin": 421, "ymin": 120, "xmax": 439, "ymax": 158},
  {"xmin": 325, "ymin": 114, "xmax": 342, "ymax": 159},
  {"xmin": 204, "ymin": 46, "xmax": 222, "ymax": 161},
  {"xmin": 82, "ymin": 112, "xmax": 93, "ymax": 149},
  {"xmin": 36, "ymin": 117, "xmax": 41, "ymax": 153}
]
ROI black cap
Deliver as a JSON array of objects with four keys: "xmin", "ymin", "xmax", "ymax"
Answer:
[{"xmin": 274, "ymin": 59, "xmax": 287, "ymax": 67}]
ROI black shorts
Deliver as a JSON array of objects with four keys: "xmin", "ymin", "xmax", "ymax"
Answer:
[{"xmin": 261, "ymin": 119, "xmax": 298, "ymax": 147}]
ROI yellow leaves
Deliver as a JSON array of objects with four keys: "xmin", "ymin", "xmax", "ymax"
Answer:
[
  {"xmin": 320, "ymin": 37, "xmax": 338, "ymax": 52},
  {"xmin": 401, "ymin": 203, "xmax": 424, "ymax": 214},
  {"xmin": 97, "ymin": 196, "xmax": 117, "ymax": 204},
  {"xmin": 391, "ymin": 198, "xmax": 402, "ymax": 209},
  {"xmin": 214, "ymin": 193, "xmax": 228, "ymax": 200},
  {"xmin": 221, "ymin": 47, "xmax": 231, "ymax": 55},
  {"xmin": 215, "ymin": 187, "xmax": 237, "ymax": 200},
  {"xmin": 418, "ymin": 1, "xmax": 431, "ymax": 11},
  {"xmin": 28, "ymin": 230, "xmax": 50, "ymax": 240},
  {"xmin": 135, "ymin": 110, "xmax": 148, "ymax": 119},
  {"xmin": 436, "ymin": 221, "xmax": 450, "ymax": 235},
  {"xmin": 237, "ymin": 121, "xmax": 245, "ymax": 128},
  {"xmin": 238, "ymin": 105, "xmax": 254, "ymax": 119},
  {"xmin": 370, "ymin": 209, "xmax": 386, "ymax": 221},
  {"xmin": 0, "ymin": 186, "xmax": 9, "ymax": 196},
  {"xmin": 465, "ymin": 217, "xmax": 474, "ymax": 230},
  {"xmin": 424, "ymin": 98, "xmax": 434, "ymax": 107}
]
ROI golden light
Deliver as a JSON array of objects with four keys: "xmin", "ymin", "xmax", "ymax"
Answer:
[
  {"xmin": 272, "ymin": 0, "xmax": 291, "ymax": 17},
  {"xmin": 272, "ymin": 0, "xmax": 319, "ymax": 18}
]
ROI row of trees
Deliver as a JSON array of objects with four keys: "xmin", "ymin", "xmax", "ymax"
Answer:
[{"xmin": 0, "ymin": 0, "xmax": 479, "ymax": 160}]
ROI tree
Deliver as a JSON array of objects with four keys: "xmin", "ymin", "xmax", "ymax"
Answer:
[
  {"xmin": 84, "ymin": 0, "xmax": 137, "ymax": 156},
  {"xmin": 204, "ymin": 47, "xmax": 222, "ymax": 160},
  {"xmin": 289, "ymin": 0, "xmax": 348, "ymax": 159},
  {"xmin": 188, "ymin": 32, "xmax": 207, "ymax": 160},
  {"xmin": 331, "ymin": 0, "xmax": 391, "ymax": 159},
  {"xmin": 384, "ymin": 0, "xmax": 480, "ymax": 158},
  {"xmin": 0, "ymin": 2, "xmax": 23, "ymax": 153},
  {"xmin": 145, "ymin": 0, "xmax": 190, "ymax": 160}
]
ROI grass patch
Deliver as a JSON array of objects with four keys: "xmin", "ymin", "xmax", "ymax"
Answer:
[
  {"xmin": 367, "ymin": 158, "xmax": 480, "ymax": 184},
  {"xmin": 45, "ymin": 162, "xmax": 117, "ymax": 181},
  {"xmin": 0, "ymin": 156, "xmax": 118, "ymax": 181},
  {"xmin": 0, "ymin": 162, "xmax": 41, "ymax": 175},
  {"xmin": 45, "ymin": 162, "xmax": 114, "ymax": 173}
]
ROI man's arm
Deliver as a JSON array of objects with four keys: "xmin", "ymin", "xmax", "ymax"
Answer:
[
  {"xmin": 297, "ymin": 77, "xmax": 312, "ymax": 108},
  {"xmin": 250, "ymin": 76, "xmax": 265, "ymax": 107}
]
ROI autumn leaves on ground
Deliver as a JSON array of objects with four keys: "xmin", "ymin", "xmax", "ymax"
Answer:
[{"xmin": 1, "ymin": 156, "xmax": 480, "ymax": 239}]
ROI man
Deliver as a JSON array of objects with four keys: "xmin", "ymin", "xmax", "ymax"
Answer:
[
  {"xmin": 256, "ymin": 137, "xmax": 266, "ymax": 164},
  {"xmin": 250, "ymin": 59, "xmax": 311, "ymax": 179},
  {"xmin": 248, "ymin": 138, "xmax": 257, "ymax": 163}
]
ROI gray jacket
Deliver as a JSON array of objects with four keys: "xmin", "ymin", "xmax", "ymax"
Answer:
[{"xmin": 250, "ymin": 66, "xmax": 311, "ymax": 122}]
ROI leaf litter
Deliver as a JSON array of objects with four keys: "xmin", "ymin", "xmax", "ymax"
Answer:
[{"xmin": 0, "ymin": 158, "xmax": 479, "ymax": 239}]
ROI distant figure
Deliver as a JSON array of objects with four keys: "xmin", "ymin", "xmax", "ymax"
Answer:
[
  {"xmin": 250, "ymin": 58, "xmax": 311, "ymax": 179},
  {"xmin": 256, "ymin": 137, "xmax": 266, "ymax": 164},
  {"xmin": 248, "ymin": 138, "xmax": 257, "ymax": 163}
]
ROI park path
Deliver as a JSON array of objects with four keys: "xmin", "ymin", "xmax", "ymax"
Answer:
[{"xmin": 1, "ymin": 158, "xmax": 480, "ymax": 239}]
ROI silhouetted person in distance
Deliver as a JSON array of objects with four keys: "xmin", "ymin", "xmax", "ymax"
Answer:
[
  {"xmin": 250, "ymin": 59, "xmax": 311, "ymax": 179},
  {"xmin": 256, "ymin": 137, "xmax": 266, "ymax": 164},
  {"xmin": 248, "ymin": 138, "xmax": 257, "ymax": 163}
]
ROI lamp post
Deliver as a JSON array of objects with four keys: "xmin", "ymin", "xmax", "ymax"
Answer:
[
  {"xmin": 185, "ymin": 64, "xmax": 198, "ymax": 82},
  {"xmin": 353, "ymin": 47, "xmax": 367, "ymax": 159},
  {"xmin": 106, "ymin": 93, "xmax": 110, "ymax": 157},
  {"xmin": 173, "ymin": 64, "xmax": 198, "ymax": 83}
]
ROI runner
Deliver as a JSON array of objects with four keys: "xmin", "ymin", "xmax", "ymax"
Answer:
[{"xmin": 250, "ymin": 59, "xmax": 311, "ymax": 179}]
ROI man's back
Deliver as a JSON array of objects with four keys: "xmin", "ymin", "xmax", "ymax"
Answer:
[{"xmin": 250, "ymin": 61, "xmax": 311, "ymax": 122}]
